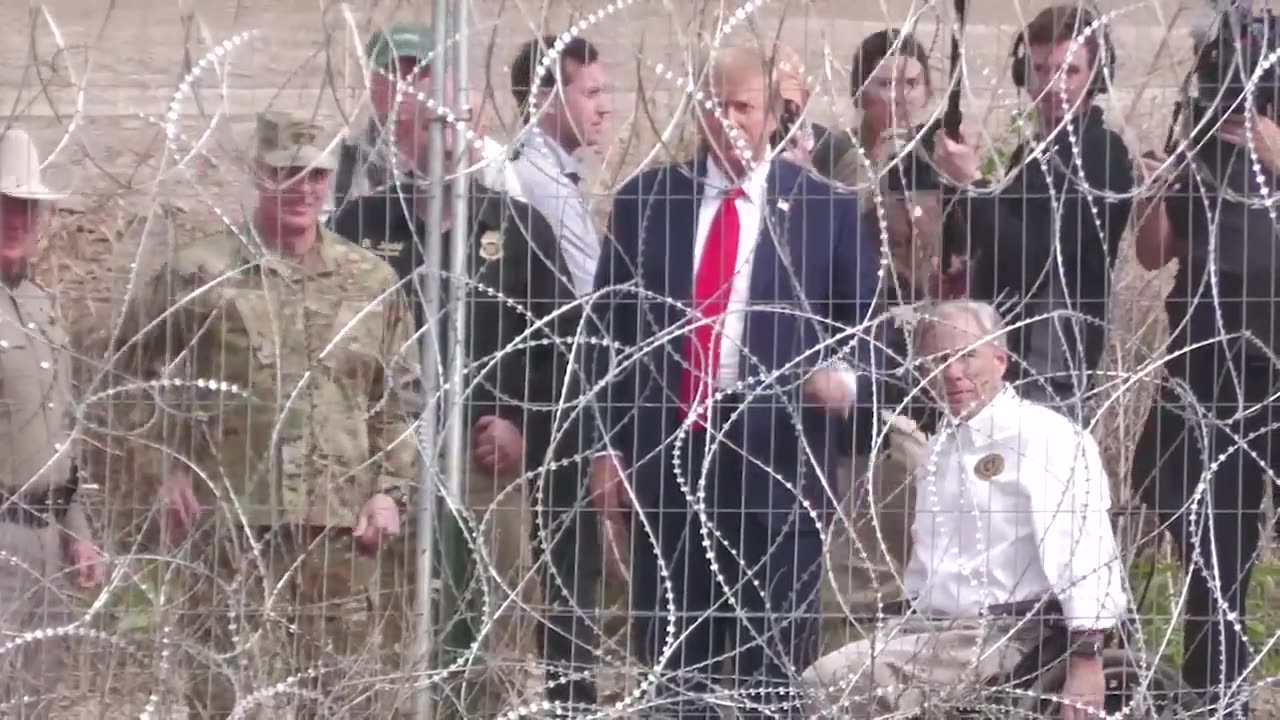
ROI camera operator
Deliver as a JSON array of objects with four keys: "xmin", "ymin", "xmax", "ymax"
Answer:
[
  {"xmin": 933, "ymin": 4, "xmax": 1135, "ymax": 413},
  {"xmin": 1131, "ymin": 9, "xmax": 1280, "ymax": 714}
]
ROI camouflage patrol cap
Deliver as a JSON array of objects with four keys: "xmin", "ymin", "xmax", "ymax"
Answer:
[
  {"xmin": 254, "ymin": 111, "xmax": 337, "ymax": 171},
  {"xmin": 365, "ymin": 23, "xmax": 433, "ymax": 70}
]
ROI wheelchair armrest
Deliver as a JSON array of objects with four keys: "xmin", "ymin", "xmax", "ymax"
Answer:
[
  {"xmin": 983, "ymin": 595, "xmax": 1065, "ymax": 624},
  {"xmin": 878, "ymin": 598, "xmax": 914, "ymax": 616},
  {"xmin": 846, "ymin": 598, "xmax": 915, "ymax": 625}
]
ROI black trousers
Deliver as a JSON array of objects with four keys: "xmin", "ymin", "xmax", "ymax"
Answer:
[
  {"xmin": 533, "ymin": 447, "xmax": 601, "ymax": 713},
  {"xmin": 1133, "ymin": 345, "xmax": 1275, "ymax": 718},
  {"xmin": 627, "ymin": 411, "xmax": 823, "ymax": 719}
]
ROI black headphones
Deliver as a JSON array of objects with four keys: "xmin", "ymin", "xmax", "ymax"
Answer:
[{"xmin": 1009, "ymin": 6, "xmax": 1116, "ymax": 97}]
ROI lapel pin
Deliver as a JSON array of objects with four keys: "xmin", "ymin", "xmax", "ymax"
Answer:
[
  {"xmin": 776, "ymin": 199, "xmax": 791, "ymax": 213},
  {"xmin": 974, "ymin": 453, "xmax": 1005, "ymax": 481}
]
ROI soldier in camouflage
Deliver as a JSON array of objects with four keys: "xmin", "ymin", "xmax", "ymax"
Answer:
[{"xmin": 116, "ymin": 111, "xmax": 417, "ymax": 719}]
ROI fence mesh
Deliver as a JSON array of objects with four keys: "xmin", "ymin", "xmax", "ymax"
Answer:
[{"xmin": 1, "ymin": 0, "xmax": 1278, "ymax": 717}]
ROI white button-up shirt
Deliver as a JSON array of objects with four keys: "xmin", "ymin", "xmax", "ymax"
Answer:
[
  {"xmin": 696, "ymin": 159, "xmax": 859, "ymax": 394},
  {"xmin": 696, "ymin": 158, "xmax": 770, "ymax": 389},
  {"xmin": 903, "ymin": 388, "xmax": 1127, "ymax": 630},
  {"xmin": 509, "ymin": 131, "xmax": 601, "ymax": 297}
]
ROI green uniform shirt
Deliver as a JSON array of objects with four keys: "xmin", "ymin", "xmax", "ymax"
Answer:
[{"xmin": 119, "ymin": 226, "xmax": 418, "ymax": 528}]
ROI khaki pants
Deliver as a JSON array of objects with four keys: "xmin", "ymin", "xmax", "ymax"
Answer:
[
  {"xmin": 182, "ymin": 525, "xmax": 378, "ymax": 719},
  {"xmin": 0, "ymin": 521, "xmax": 70, "ymax": 719},
  {"xmin": 377, "ymin": 464, "xmax": 536, "ymax": 717},
  {"xmin": 801, "ymin": 615, "xmax": 1040, "ymax": 716},
  {"xmin": 820, "ymin": 418, "xmax": 928, "ymax": 651}
]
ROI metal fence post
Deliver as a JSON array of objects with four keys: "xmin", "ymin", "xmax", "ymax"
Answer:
[
  {"xmin": 437, "ymin": 0, "xmax": 477, "ymax": 715},
  {"xmin": 411, "ymin": 0, "xmax": 453, "ymax": 717}
]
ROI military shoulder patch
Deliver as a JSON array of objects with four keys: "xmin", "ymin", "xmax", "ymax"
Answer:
[{"xmin": 361, "ymin": 238, "xmax": 404, "ymax": 260}]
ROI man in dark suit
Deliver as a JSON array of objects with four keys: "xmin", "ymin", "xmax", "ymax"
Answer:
[
  {"xmin": 330, "ymin": 49, "xmax": 592, "ymax": 715},
  {"xmin": 587, "ymin": 44, "xmax": 879, "ymax": 719}
]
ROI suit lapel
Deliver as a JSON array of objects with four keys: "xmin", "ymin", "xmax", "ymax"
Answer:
[
  {"xmin": 750, "ymin": 160, "xmax": 799, "ymax": 300},
  {"xmin": 661, "ymin": 157, "xmax": 702, "ymax": 303}
]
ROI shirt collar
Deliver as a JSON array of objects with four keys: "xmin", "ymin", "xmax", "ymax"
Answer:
[
  {"xmin": 947, "ymin": 385, "xmax": 1019, "ymax": 437},
  {"xmin": 0, "ymin": 274, "xmax": 38, "ymax": 297},
  {"xmin": 358, "ymin": 119, "xmax": 420, "ymax": 186},
  {"xmin": 703, "ymin": 156, "xmax": 770, "ymax": 205},
  {"xmin": 520, "ymin": 130, "xmax": 583, "ymax": 178},
  {"xmin": 244, "ymin": 224, "xmax": 342, "ymax": 278}
]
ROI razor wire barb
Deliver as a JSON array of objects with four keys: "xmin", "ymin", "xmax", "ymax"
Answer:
[{"xmin": 0, "ymin": 0, "xmax": 1278, "ymax": 717}]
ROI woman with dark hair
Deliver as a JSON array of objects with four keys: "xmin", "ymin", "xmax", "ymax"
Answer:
[
  {"xmin": 846, "ymin": 29, "xmax": 944, "ymax": 305},
  {"xmin": 849, "ymin": 30, "xmax": 934, "ymax": 176}
]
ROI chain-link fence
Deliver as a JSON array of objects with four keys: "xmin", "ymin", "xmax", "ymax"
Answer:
[{"xmin": 1, "ymin": 0, "xmax": 1279, "ymax": 717}]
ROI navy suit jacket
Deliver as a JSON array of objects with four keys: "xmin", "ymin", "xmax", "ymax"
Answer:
[{"xmin": 589, "ymin": 156, "xmax": 879, "ymax": 526}]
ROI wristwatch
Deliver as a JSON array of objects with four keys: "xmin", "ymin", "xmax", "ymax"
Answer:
[{"xmin": 1068, "ymin": 633, "xmax": 1104, "ymax": 659}]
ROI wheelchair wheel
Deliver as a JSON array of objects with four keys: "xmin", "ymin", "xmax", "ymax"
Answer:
[{"xmin": 1015, "ymin": 649, "xmax": 1205, "ymax": 717}]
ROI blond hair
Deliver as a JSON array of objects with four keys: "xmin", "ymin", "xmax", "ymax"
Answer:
[
  {"xmin": 771, "ymin": 43, "xmax": 807, "ymax": 105},
  {"xmin": 692, "ymin": 43, "xmax": 783, "ymax": 111}
]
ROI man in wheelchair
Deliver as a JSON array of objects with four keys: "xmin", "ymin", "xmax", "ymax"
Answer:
[{"xmin": 801, "ymin": 301, "xmax": 1127, "ymax": 718}]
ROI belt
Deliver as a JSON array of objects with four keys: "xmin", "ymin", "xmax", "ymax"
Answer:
[
  {"xmin": 716, "ymin": 391, "xmax": 747, "ymax": 407},
  {"xmin": 0, "ymin": 486, "xmax": 75, "ymax": 528},
  {"xmin": 247, "ymin": 524, "xmax": 354, "ymax": 547},
  {"xmin": 855, "ymin": 596, "xmax": 1066, "ymax": 624},
  {"xmin": 708, "ymin": 392, "xmax": 748, "ymax": 421}
]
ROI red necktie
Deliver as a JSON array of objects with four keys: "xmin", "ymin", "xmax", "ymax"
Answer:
[{"xmin": 680, "ymin": 187, "xmax": 744, "ymax": 427}]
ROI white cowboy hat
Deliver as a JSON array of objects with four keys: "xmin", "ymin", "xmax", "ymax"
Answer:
[{"xmin": 0, "ymin": 127, "xmax": 65, "ymax": 200}]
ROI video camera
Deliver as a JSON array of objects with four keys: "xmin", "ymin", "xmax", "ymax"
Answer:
[
  {"xmin": 1195, "ymin": 5, "xmax": 1280, "ymax": 116},
  {"xmin": 1166, "ymin": 5, "xmax": 1280, "ymax": 152}
]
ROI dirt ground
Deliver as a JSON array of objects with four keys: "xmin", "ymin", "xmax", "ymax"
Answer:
[{"xmin": 2, "ymin": 0, "xmax": 1275, "ymax": 717}]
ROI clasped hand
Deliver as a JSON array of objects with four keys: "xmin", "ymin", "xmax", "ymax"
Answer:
[{"xmin": 160, "ymin": 465, "xmax": 400, "ymax": 554}]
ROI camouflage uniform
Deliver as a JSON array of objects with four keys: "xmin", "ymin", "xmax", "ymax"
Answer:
[{"xmin": 119, "ymin": 162, "xmax": 418, "ymax": 715}]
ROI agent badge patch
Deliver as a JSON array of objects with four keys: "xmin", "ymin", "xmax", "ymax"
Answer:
[
  {"xmin": 478, "ymin": 231, "xmax": 503, "ymax": 260},
  {"xmin": 974, "ymin": 453, "xmax": 1005, "ymax": 481}
]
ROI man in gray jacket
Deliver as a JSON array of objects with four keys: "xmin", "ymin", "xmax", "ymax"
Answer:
[{"xmin": 0, "ymin": 126, "xmax": 104, "ymax": 718}]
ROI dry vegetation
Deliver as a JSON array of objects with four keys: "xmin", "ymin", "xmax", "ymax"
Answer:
[{"xmin": 6, "ymin": 0, "xmax": 1279, "ymax": 715}]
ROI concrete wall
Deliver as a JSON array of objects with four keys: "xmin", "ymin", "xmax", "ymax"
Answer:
[{"xmin": 0, "ymin": 0, "xmax": 1209, "ymax": 214}]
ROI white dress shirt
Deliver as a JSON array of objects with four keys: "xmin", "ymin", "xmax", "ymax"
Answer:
[
  {"xmin": 903, "ymin": 388, "xmax": 1127, "ymax": 630},
  {"xmin": 696, "ymin": 160, "xmax": 860, "ymax": 394},
  {"xmin": 696, "ymin": 158, "xmax": 770, "ymax": 388},
  {"xmin": 477, "ymin": 136, "xmax": 522, "ymax": 197},
  {"xmin": 509, "ymin": 131, "xmax": 601, "ymax": 296}
]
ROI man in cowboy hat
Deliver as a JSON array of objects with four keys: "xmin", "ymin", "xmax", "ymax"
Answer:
[
  {"xmin": 116, "ymin": 110, "xmax": 415, "ymax": 717},
  {"xmin": 0, "ymin": 125, "xmax": 105, "ymax": 717}
]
